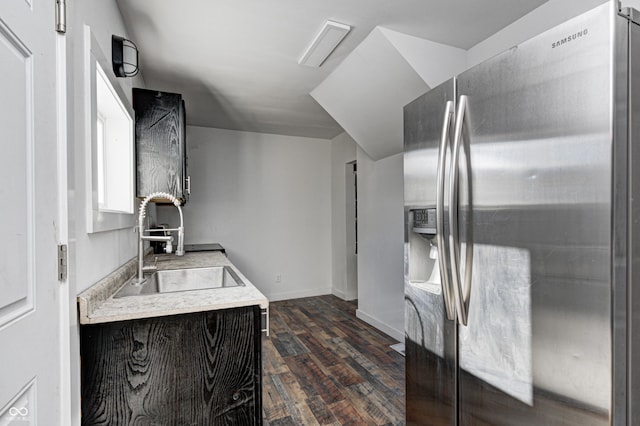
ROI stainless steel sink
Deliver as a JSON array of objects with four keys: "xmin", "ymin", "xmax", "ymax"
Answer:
[{"xmin": 114, "ymin": 266, "xmax": 245, "ymax": 298}]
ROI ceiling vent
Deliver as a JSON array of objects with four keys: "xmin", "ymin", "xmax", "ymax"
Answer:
[{"xmin": 298, "ymin": 20, "xmax": 351, "ymax": 67}]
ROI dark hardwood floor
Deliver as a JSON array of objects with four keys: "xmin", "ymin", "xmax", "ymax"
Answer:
[{"xmin": 262, "ymin": 295, "xmax": 405, "ymax": 425}]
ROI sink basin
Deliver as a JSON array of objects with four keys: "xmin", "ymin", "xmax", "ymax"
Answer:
[{"xmin": 114, "ymin": 266, "xmax": 245, "ymax": 298}]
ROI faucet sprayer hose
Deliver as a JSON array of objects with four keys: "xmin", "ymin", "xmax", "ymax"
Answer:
[
  {"xmin": 138, "ymin": 191, "xmax": 182, "ymax": 224},
  {"xmin": 137, "ymin": 192, "xmax": 186, "ymax": 282}
]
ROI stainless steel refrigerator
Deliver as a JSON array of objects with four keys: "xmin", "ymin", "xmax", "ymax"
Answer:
[{"xmin": 403, "ymin": 3, "xmax": 639, "ymax": 425}]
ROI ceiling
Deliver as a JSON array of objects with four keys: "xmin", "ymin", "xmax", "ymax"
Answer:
[{"xmin": 116, "ymin": 0, "xmax": 548, "ymax": 140}]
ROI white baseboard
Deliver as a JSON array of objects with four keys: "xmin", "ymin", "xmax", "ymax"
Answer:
[
  {"xmin": 267, "ymin": 287, "xmax": 332, "ymax": 302},
  {"xmin": 343, "ymin": 290, "xmax": 357, "ymax": 301},
  {"xmin": 332, "ymin": 287, "xmax": 357, "ymax": 301},
  {"xmin": 356, "ymin": 309, "xmax": 403, "ymax": 342},
  {"xmin": 332, "ymin": 288, "xmax": 347, "ymax": 300}
]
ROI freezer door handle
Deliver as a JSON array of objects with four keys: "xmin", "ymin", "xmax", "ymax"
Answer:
[
  {"xmin": 436, "ymin": 100, "xmax": 456, "ymax": 321},
  {"xmin": 449, "ymin": 95, "xmax": 473, "ymax": 326}
]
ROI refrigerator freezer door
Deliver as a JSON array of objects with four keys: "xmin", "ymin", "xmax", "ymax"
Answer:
[
  {"xmin": 404, "ymin": 79, "xmax": 457, "ymax": 425},
  {"xmin": 455, "ymin": 3, "xmax": 613, "ymax": 425}
]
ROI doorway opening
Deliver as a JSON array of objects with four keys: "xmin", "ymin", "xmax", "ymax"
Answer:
[{"xmin": 345, "ymin": 161, "xmax": 358, "ymax": 301}]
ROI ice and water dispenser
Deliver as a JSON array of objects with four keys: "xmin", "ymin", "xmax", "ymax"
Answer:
[{"xmin": 408, "ymin": 208, "xmax": 441, "ymax": 293}]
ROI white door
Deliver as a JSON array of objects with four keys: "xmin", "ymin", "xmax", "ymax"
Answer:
[{"xmin": 0, "ymin": 0, "xmax": 62, "ymax": 424}]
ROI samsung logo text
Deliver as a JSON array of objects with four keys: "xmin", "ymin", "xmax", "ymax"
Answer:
[{"xmin": 552, "ymin": 29, "xmax": 588, "ymax": 48}]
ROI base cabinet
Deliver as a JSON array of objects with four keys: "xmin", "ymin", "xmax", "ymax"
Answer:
[{"xmin": 80, "ymin": 306, "xmax": 262, "ymax": 425}]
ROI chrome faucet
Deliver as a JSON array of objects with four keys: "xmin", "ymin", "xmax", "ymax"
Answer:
[{"xmin": 136, "ymin": 192, "xmax": 185, "ymax": 284}]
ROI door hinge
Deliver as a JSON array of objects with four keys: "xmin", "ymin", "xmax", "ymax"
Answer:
[
  {"xmin": 55, "ymin": 0, "xmax": 66, "ymax": 34},
  {"xmin": 58, "ymin": 244, "xmax": 68, "ymax": 281}
]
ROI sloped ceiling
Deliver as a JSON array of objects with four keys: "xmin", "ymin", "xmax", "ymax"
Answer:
[
  {"xmin": 312, "ymin": 0, "xmax": 610, "ymax": 160},
  {"xmin": 312, "ymin": 28, "xmax": 467, "ymax": 160},
  {"xmin": 116, "ymin": 0, "xmax": 549, "ymax": 139}
]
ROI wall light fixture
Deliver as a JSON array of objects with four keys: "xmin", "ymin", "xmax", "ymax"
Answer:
[{"xmin": 112, "ymin": 35, "xmax": 139, "ymax": 78}]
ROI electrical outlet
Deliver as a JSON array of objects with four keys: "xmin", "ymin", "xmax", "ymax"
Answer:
[{"xmin": 275, "ymin": 274, "xmax": 282, "ymax": 283}]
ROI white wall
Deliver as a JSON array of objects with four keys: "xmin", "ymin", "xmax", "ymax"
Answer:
[
  {"xmin": 330, "ymin": 133, "xmax": 357, "ymax": 300},
  {"xmin": 65, "ymin": 1, "xmax": 142, "ymax": 424},
  {"xmin": 157, "ymin": 126, "xmax": 332, "ymax": 301},
  {"xmin": 355, "ymin": 148, "xmax": 405, "ymax": 342},
  {"xmin": 68, "ymin": 0, "xmax": 140, "ymax": 296}
]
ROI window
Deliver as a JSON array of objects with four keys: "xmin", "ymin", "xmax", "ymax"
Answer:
[
  {"xmin": 85, "ymin": 26, "xmax": 136, "ymax": 233},
  {"xmin": 95, "ymin": 62, "xmax": 133, "ymax": 213}
]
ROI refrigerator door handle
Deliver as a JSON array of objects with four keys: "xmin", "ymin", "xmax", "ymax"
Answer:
[
  {"xmin": 449, "ymin": 95, "xmax": 473, "ymax": 326},
  {"xmin": 436, "ymin": 100, "xmax": 456, "ymax": 321}
]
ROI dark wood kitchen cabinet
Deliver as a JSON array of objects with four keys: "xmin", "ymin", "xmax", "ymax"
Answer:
[
  {"xmin": 80, "ymin": 306, "xmax": 262, "ymax": 425},
  {"xmin": 133, "ymin": 88, "xmax": 189, "ymax": 204}
]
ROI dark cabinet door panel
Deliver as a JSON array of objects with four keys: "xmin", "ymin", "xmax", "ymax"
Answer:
[
  {"xmin": 80, "ymin": 306, "xmax": 262, "ymax": 425},
  {"xmin": 134, "ymin": 88, "xmax": 188, "ymax": 204}
]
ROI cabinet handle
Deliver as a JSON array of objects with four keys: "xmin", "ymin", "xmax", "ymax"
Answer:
[{"xmin": 185, "ymin": 176, "xmax": 191, "ymax": 195}]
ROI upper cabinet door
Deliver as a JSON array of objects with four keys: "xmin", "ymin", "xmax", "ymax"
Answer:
[{"xmin": 134, "ymin": 88, "xmax": 189, "ymax": 204}]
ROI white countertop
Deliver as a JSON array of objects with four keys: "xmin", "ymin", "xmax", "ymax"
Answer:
[{"xmin": 77, "ymin": 251, "xmax": 268, "ymax": 325}]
